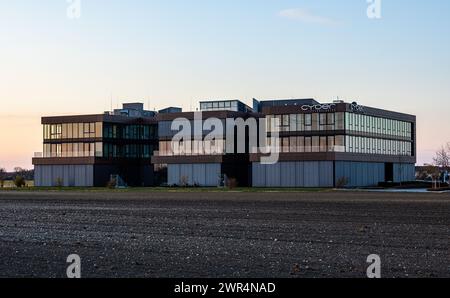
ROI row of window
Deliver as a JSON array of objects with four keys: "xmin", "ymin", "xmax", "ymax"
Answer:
[
  {"xmin": 267, "ymin": 136, "xmax": 346, "ymax": 153},
  {"xmin": 103, "ymin": 124, "xmax": 157, "ymax": 140},
  {"xmin": 158, "ymin": 135, "xmax": 413, "ymax": 156},
  {"xmin": 159, "ymin": 140, "xmax": 226, "ymax": 156},
  {"xmin": 266, "ymin": 112, "xmax": 413, "ymax": 139},
  {"xmin": 43, "ymin": 137, "xmax": 413, "ymax": 157},
  {"xmin": 103, "ymin": 143, "xmax": 154, "ymax": 158},
  {"xmin": 345, "ymin": 113, "xmax": 412, "ymax": 138},
  {"xmin": 43, "ymin": 143, "xmax": 102, "ymax": 158},
  {"xmin": 200, "ymin": 101, "xmax": 240, "ymax": 111},
  {"xmin": 266, "ymin": 113, "xmax": 345, "ymax": 132},
  {"xmin": 269, "ymin": 136, "xmax": 412, "ymax": 156},
  {"xmin": 43, "ymin": 142, "xmax": 155, "ymax": 158},
  {"xmin": 158, "ymin": 136, "xmax": 347, "ymax": 155},
  {"xmin": 43, "ymin": 123, "xmax": 158, "ymax": 140},
  {"xmin": 43, "ymin": 123, "xmax": 102, "ymax": 140},
  {"xmin": 345, "ymin": 136, "xmax": 412, "ymax": 156}
]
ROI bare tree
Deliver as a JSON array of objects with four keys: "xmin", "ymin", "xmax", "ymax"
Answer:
[
  {"xmin": 0, "ymin": 168, "xmax": 6, "ymax": 188},
  {"xmin": 433, "ymin": 145, "xmax": 450, "ymax": 170},
  {"xmin": 425, "ymin": 164, "xmax": 441, "ymax": 189},
  {"xmin": 14, "ymin": 167, "xmax": 25, "ymax": 176}
]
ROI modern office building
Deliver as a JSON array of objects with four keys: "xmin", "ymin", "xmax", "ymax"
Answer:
[
  {"xmin": 250, "ymin": 99, "xmax": 416, "ymax": 187},
  {"xmin": 33, "ymin": 99, "xmax": 416, "ymax": 188},
  {"xmin": 33, "ymin": 103, "xmax": 160, "ymax": 187},
  {"xmin": 151, "ymin": 105, "xmax": 253, "ymax": 187}
]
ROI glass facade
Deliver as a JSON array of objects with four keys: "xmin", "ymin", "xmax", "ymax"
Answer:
[
  {"xmin": 43, "ymin": 122, "xmax": 102, "ymax": 140},
  {"xmin": 103, "ymin": 124, "xmax": 156, "ymax": 140},
  {"xmin": 266, "ymin": 135, "xmax": 345, "ymax": 153},
  {"xmin": 345, "ymin": 113, "xmax": 412, "ymax": 138},
  {"xmin": 200, "ymin": 101, "xmax": 238, "ymax": 111},
  {"xmin": 158, "ymin": 139, "xmax": 225, "ymax": 156},
  {"xmin": 199, "ymin": 100, "xmax": 252, "ymax": 112},
  {"xmin": 43, "ymin": 142, "xmax": 102, "ymax": 158},
  {"xmin": 265, "ymin": 112, "xmax": 414, "ymax": 156},
  {"xmin": 102, "ymin": 143, "xmax": 154, "ymax": 159},
  {"xmin": 42, "ymin": 122, "xmax": 157, "ymax": 159},
  {"xmin": 345, "ymin": 136, "xmax": 412, "ymax": 156},
  {"xmin": 267, "ymin": 112, "xmax": 345, "ymax": 132}
]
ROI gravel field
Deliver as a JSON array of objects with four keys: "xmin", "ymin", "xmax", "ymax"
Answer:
[{"xmin": 0, "ymin": 190, "xmax": 449, "ymax": 278}]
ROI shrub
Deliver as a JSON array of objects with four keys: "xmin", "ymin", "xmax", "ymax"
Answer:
[
  {"xmin": 107, "ymin": 178, "xmax": 117, "ymax": 189},
  {"xmin": 336, "ymin": 177, "xmax": 349, "ymax": 188},
  {"xmin": 55, "ymin": 177, "xmax": 64, "ymax": 188},
  {"xmin": 180, "ymin": 176, "xmax": 189, "ymax": 187},
  {"xmin": 226, "ymin": 178, "xmax": 238, "ymax": 189},
  {"xmin": 14, "ymin": 176, "xmax": 26, "ymax": 188},
  {"xmin": 0, "ymin": 167, "xmax": 6, "ymax": 188}
]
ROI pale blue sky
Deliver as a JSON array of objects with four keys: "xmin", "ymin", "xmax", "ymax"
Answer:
[{"xmin": 0, "ymin": 0, "xmax": 449, "ymax": 169}]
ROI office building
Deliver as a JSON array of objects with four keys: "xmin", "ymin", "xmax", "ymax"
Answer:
[{"xmin": 33, "ymin": 99, "xmax": 416, "ymax": 188}]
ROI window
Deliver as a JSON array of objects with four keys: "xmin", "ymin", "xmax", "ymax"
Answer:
[
  {"xmin": 50, "ymin": 124, "xmax": 62, "ymax": 139},
  {"xmin": 290, "ymin": 114, "xmax": 297, "ymax": 132},
  {"xmin": 312, "ymin": 136, "xmax": 319, "ymax": 152},
  {"xmin": 77, "ymin": 123, "xmax": 83, "ymax": 139},
  {"xmin": 297, "ymin": 114, "xmax": 304, "ymax": 131},
  {"xmin": 274, "ymin": 115, "xmax": 282, "ymax": 132},
  {"xmin": 312, "ymin": 113, "xmax": 319, "ymax": 131},
  {"xmin": 43, "ymin": 125, "xmax": 50, "ymax": 140},
  {"xmin": 289, "ymin": 136, "xmax": 297, "ymax": 153},
  {"xmin": 320, "ymin": 137, "xmax": 327, "ymax": 152},
  {"xmin": 90, "ymin": 123, "xmax": 95, "ymax": 137},
  {"xmin": 304, "ymin": 114, "xmax": 312, "ymax": 131},
  {"xmin": 282, "ymin": 115, "xmax": 289, "ymax": 126},
  {"xmin": 266, "ymin": 115, "xmax": 273, "ymax": 132},
  {"xmin": 335, "ymin": 136, "xmax": 345, "ymax": 152},
  {"xmin": 72, "ymin": 143, "xmax": 78, "ymax": 157},
  {"xmin": 305, "ymin": 137, "xmax": 312, "ymax": 152},
  {"xmin": 62, "ymin": 144, "xmax": 67, "ymax": 157},
  {"xmin": 327, "ymin": 136, "xmax": 334, "ymax": 152},
  {"xmin": 360, "ymin": 115, "xmax": 365, "ymax": 132},
  {"xmin": 62, "ymin": 124, "xmax": 67, "ymax": 139},
  {"xmin": 282, "ymin": 138, "xmax": 290, "ymax": 153},
  {"xmin": 319, "ymin": 113, "xmax": 327, "ymax": 131},
  {"xmin": 345, "ymin": 113, "xmax": 350, "ymax": 131},
  {"xmin": 297, "ymin": 136, "xmax": 305, "ymax": 153},
  {"xmin": 95, "ymin": 142, "xmax": 102, "ymax": 157},
  {"xmin": 67, "ymin": 143, "xmax": 73, "ymax": 157},
  {"xmin": 327, "ymin": 113, "xmax": 335, "ymax": 130}
]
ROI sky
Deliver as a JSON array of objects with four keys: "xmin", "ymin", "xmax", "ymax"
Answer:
[{"xmin": 0, "ymin": 0, "xmax": 449, "ymax": 171}]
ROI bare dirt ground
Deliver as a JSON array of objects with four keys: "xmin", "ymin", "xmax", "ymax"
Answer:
[{"xmin": 0, "ymin": 190, "xmax": 449, "ymax": 278}]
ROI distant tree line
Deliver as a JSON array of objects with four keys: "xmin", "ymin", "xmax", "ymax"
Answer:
[{"xmin": 0, "ymin": 167, "xmax": 34, "ymax": 188}]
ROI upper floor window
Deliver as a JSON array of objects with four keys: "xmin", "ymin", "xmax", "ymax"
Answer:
[
  {"xmin": 43, "ymin": 122, "xmax": 103, "ymax": 140},
  {"xmin": 266, "ymin": 112, "xmax": 345, "ymax": 132}
]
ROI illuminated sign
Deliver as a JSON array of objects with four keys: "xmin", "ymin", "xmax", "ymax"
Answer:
[
  {"xmin": 350, "ymin": 102, "xmax": 365, "ymax": 113},
  {"xmin": 301, "ymin": 104, "xmax": 336, "ymax": 111}
]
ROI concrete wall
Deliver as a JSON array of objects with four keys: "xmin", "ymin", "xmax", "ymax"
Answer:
[
  {"xmin": 335, "ymin": 161, "xmax": 385, "ymax": 187},
  {"xmin": 393, "ymin": 163, "xmax": 415, "ymax": 183},
  {"xmin": 335, "ymin": 162, "xmax": 415, "ymax": 187},
  {"xmin": 34, "ymin": 165, "xmax": 94, "ymax": 187},
  {"xmin": 252, "ymin": 161, "xmax": 334, "ymax": 188},
  {"xmin": 167, "ymin": 163, "xmax": 221, "ymax": 186}
]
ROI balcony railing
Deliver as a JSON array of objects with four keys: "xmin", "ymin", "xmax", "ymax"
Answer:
[{"xmin": 34, "ymin": 152, "xmax": 103, "ymax": 158}]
